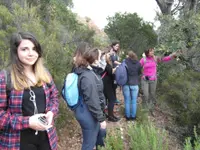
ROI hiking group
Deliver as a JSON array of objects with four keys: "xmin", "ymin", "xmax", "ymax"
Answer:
[
  {"xmin": 62, "ymin": 41, "xmax": 180, "ymax": 150},
  {"xmin": 0, "ymin": 31, "xmax": 181, "ymax": 150}
]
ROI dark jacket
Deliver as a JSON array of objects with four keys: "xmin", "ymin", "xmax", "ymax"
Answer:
[
  {"xmin": 101, "ymin": 64, "xmax": 115, "ymax": 95},
  {"xmin": 74, "ymin": 67, "xmax": 106, "ymax": 122},
  {"xmin": 110, "ymin": 52, "xmax": 119, "ymax": 68},
  {"xmin": 91, "ymin": 65, "xmax": 106, "ymax": 110},
  {"xmin": 125, "ymin": 58, "xmax": 141, "ymax": 85}
]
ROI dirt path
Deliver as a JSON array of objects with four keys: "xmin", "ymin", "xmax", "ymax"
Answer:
[{"xmin": 57, "ymin": 89, "xmax": 182, "ymax": 150}]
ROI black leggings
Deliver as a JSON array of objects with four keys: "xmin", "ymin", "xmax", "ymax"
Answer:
[
  {"xmin": 20, "ymin": 129, "xmax": 51, "ymax": 150},
  {"xmin": 104, "ymin": 86, "xmax": 116, "ymax": 116}
]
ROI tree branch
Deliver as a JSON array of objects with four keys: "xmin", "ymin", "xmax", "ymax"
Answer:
[{"xmin": 171, "ymin": 0, "xmax": 181, "ymax": 14}]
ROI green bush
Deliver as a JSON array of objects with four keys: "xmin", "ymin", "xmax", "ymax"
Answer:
[
  {"xmin": 55, "ymin": 98, "xmax": 75, "ymax": 130},
  {"xmin": 158, "ymin": 69, "xmax": 200, "ymax": 127},
  {"xmin": 128, "ymin": 122, "xmax": 168, "ymax": 150},
  {"xmin": 184, "ymin": 126, "xmax": 200, "ymax": 150},
  {"xmin": 98, "ymin": 128, "xmax": 124, "ymax": 150}
]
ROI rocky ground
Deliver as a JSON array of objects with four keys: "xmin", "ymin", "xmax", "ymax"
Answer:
[{"xmin": 57, "ymin": 89, "xmax": 182, "ymax": 150}]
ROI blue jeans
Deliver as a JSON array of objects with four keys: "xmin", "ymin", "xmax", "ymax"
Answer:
[
  {"xmin": 74, "ymin": 102, "xmax": 106, "ymax": 150},
  {"xmin": 122, "ymin": 85, "xmax": 139, "ymax": 118}
]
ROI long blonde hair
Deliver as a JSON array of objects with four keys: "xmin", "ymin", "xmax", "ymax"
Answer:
[{"xmin": 11, "ymin": 58, "xmax": 51, "ymax": 90}]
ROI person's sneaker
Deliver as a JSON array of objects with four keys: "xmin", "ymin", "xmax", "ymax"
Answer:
[
  {"xmin": 125, "ymin": 117, "xmax": 132, "ymax": 121},
  {"xmin": 131, "ymin": 117, "xmax": 137, "ymax": 121},
  {"xmin": 113, "ymin": 115, "xmax": 121, "ymax": 121},
  {"xmin": 114, "ymin": 99, "xmax": 121, "ymax": 105}
]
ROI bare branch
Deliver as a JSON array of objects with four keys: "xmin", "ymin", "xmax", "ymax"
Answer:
[{"xmin": 171, "ymin": 0, "xmax": 181, "ymax": 14}]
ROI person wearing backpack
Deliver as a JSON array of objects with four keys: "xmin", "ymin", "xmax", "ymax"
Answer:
[
  {"xmin": 122, "ymin": 51, "xmax": 142, "ymax": 120},
  {"xmin": 0, "ymin": 32, "xmax": 59, "ymax": 150},
  {"xmin": 72, "ymin": 45, "xmax": 106, "ymax": 150},
  {"xmin": 140, "ymin": 48, "xmax": 179, "ymax": 113}
]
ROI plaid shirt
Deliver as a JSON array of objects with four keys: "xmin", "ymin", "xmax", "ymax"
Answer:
[{"xmin": 0, "ymin": 71, "xmax": 59, "ymax": 150}]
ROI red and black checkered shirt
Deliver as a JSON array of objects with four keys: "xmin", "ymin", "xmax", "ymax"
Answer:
[{"xmin": 0, "ymin": 71, "xmax": 59, "ymax": 150}]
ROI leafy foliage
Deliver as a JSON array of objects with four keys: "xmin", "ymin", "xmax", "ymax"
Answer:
[
  {"xmin": 158, "ymin": 69, "xmax": 200, "ymax": 139},
  {"xmin": 105, "ymin": 12, "xmax": 157, "ymax": 56},
  {"xmin": 98, "ymin": 128, "xmax": 124, "ymax": 150},
  {"xmin": 0, "ymin": 1, "xmax": 107, "ymax": 90},
  {"xmin": 156, "ymin": 14, "xmax": 200, "ymax": 72},
  {"xmin": 128, "ymin": 122, "xmax": 168, "ymax": 150},
  {"xmin": 184, "ymin": 126, "xmax": 200, "ymax": 150},
  {"xmin": 0, "ymin": 4, "xmax": 15, "ymax": 68}
]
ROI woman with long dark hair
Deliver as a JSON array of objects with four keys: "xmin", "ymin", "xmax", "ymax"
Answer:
[
  {"xmin": 110, "ymin": 41, "xmax": 121, "ymax": 104},
  {"xmin": 101, "ymin": 49, "xmax": 120, "ymax": 122},
  {"xmin": 0, "ymin": 32, "xmax": 59, "ymax": 150}
]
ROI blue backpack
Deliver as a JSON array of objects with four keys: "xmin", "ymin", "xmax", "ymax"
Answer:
[
  {"xmin": 62, "ymin": 73, "xmax": 81, "ymax": 110},
  {"xmin": 115, "ymin": 60, "xmax": 128, "ymax": 86}
]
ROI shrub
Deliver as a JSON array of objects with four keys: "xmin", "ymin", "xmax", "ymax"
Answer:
[
  {"xmin": 55, "ymin": 98, "xmax": 75, "ymax": 130},
  {"xmin": 184, "ymin": 126, "xmax": 200, "ymax": 150},
  {"xmin": 128, "ymin": 122, "xmax": 168, "ymax": 150},
  {"xmin": 98, "ymin": 128, "xmax": 124, "ymax": 150}
]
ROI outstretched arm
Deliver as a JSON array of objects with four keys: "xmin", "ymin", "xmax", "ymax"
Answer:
[{"xmin": 157, "ymin": 50, "xmax": 181, "ymax": 63}]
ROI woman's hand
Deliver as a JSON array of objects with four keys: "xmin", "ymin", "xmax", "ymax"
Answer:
[
  {"xmin": 45, "ymin": 111, "xmax": 54, "ymax": 126},
  {"xmin": 29, "ymin": 114, "xmax": 52, "ymax": 131},
  {"xmin": 100, "ymin": 121, "xmax": 107, "ymax": 129},
  {"xmin": 171, "ymin": 50, "xmax": 182, "ymax": 58}
]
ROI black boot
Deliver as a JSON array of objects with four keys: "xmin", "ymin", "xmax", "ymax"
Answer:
[
  {"xmin": 113, "ymin": 115, "xmax": 120, "ymax": 121},
  {"xmin": 108, "ymin": 116, "xmax": 120, "ymax": 122}
]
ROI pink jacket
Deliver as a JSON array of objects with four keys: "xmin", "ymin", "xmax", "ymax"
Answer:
[{"xmin": 140, "ymin": 56, "xmax": 172, "ymax": 80}]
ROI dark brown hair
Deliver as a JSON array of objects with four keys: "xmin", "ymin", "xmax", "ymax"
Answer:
[
  {"xmin": 84, "ymin": 48, "xmax": 99, "ymax": 65},
  {"xmin": 144, "ymin": 48, "xmax": 154, "ymax": 57},
  {"xmin": 128, "ymin": 51, "xmax": 138, "ymax": 60},
  {"xmin": 74, "ymin": 42, "xmax": 90, "ymax": 67},
  {"xmin": 110, "ymin": 41, "xmax": 120, "ymax": 48}
]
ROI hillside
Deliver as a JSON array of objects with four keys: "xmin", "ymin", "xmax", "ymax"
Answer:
[{"xmin": 57, "ymin": 88, "xmax": 182, "ymax": 150}]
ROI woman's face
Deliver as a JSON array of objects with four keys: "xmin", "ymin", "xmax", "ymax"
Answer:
[
  {"xmin": 105, "ymin": 53, "xmax": 111, "ymax": 62},
  {"xmin": 113, "ymin": 44, "xmax": 120, "ymax": 51},
  {"xmin": 148, "ymin": 49, "xmax": 154, "ymax": 57},
  {"xmin": 17, "ymin": 39, "xmax": 39, "ymax": 67}
]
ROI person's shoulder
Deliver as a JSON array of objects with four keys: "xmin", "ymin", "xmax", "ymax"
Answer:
[
  {"xmin": 79, "ymin": 69, "xmax": 93, "ymax": 80},
  {"xmin": 139, "ymin": 57, "xmax": 144, "ymax": 61},
  {"xmin": 0, "ymin": 69, "xmax": 7, "ymax": 77}
]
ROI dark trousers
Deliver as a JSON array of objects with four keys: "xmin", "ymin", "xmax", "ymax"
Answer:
[
  {"xmin": 113, "ymin": 83, "xmax": 117, "ymax": 100},
  {"xmin": 20, "ymin": 129, "xmax": 51, "ymax": 150},
  {"xmin": 74, "ymin": 102, "xmax": 106, "ymax": 150},
  {"xmin": 96, "ymin": 128, "xmax": 106, "ymax": 149},
  {"xmin": 104, "ymin": 87, "xmax": 115, "ymax": 117}
]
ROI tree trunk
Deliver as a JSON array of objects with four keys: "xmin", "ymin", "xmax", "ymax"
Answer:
[{"xmin": 155, "ymin": 0, "xmax": 175, "ymax": 15}]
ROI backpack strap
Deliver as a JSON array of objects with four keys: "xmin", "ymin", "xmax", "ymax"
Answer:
[
  {"xmin": 101, "ymin": 72, "xmax": 107, "ymax": 79},
  {"xmin": 143, "ymin": 57, "xmax": 146, "ymax": 65},
  {"xmin": 2, "ymin": 69, "xmax": 11, "ymax": 99}
]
